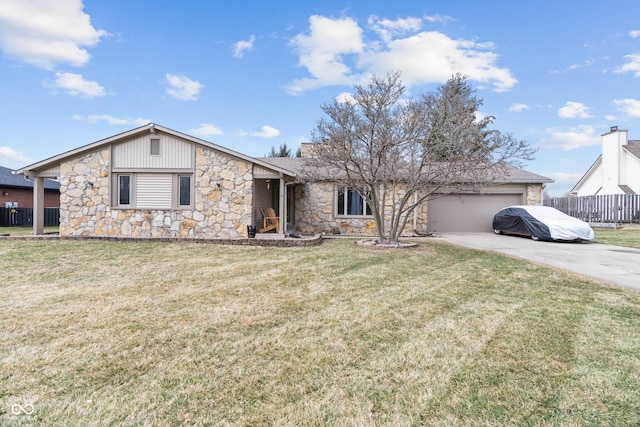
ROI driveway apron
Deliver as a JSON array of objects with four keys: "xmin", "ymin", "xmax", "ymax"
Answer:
[{"xmin": 438, "ymin": 232, "xmax": 640, "ymax": 290}]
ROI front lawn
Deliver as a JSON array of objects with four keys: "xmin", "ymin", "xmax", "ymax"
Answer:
[
  {"xmin": 593, "ymin": 226, "xmax": 640, "ymax": 249},
  {"xmin": 0, "ymin": 226, "xmax": 59, "ymax": 236},
  {"xmin": 1, "ymin": 239, "xmax": 639, "ymax": 425}
]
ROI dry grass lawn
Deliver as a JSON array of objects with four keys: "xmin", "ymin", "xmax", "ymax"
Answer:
[
  {"xmin": 594, "ymin": 226, "xmax": 640, "ymax": 249},
  {"xmin": 1, "ymin": 238, "xmax": 639, "ymax": 426}
]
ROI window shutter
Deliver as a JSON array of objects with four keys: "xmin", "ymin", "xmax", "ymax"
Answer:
[{"xmin": 135, "ymin": 174, "xmax": 172, "ymax": 209}]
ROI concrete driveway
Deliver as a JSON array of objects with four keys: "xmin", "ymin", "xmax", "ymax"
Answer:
[{"xmin": 437, "ymin": 232, "xmax": 640, "ymax": 290}]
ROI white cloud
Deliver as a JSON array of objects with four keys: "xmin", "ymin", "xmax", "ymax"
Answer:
[
  {"xmin": 629, "ymin": 30, "xmax": 640, "ymax": 38},
  {"xmin": 72, "ymin": 114, "xmax": 149, "ymax": 126},
  {"xmin": 368, "ymin": 15, "xmax": 422, "ymax": 43},
  {"xmin": 423, "ymin": 14, "xmax": 454, "ymax": 24},
  {"xmin": 190, "ymin": 123, "xmax": 223, "ymax": 137},
  {"xmin": 287, "ymin": 14, "xmax": 516, "ymax": 94},
  {"xmin": 251, "ymin": 125, "xmax": 280, "ymax": 138},
  {"xmin": 237, "ymin": 125, "xmax": 281, "ymax": 138},
  {"xmin": 509, "ymin": 103, "xmax": 529, "ymax": 113},
  {"xmin": 0, "ymin": 0, "xmax": 108, "ymax": 69},
  {"xmin": 567, "ymin": 58, "xmax": 595, "ymax": 71},
  {"xmin": 544, "ymin": 172, "xmax": 586, "ymax": 196},
  {"xmin": 165, "ymin": 74, "xmax": 203, "ymax": 101},
  {"xmin": 474, "ymin": 111, "xmax": 488, "ymax": 122},
  {"xmin": 557, "ymin": 101, "xmax": 592, "ymax": 119},
  {"xmin": 288, "ymin": 15, "xmax": 365, "ymax": 94},
  {"xmin": 52, "ymin": 72, "xmax": 105, "ymax": 97},
  {"xmin": 233, "ymin": 35, "xmax": 255, "ymax": 58},
  {"xmin": 0, "ymin": 146, "xmax": 31, "ymax": 164},
  {"xmin": 540, "ymin": 125, "xmax": 600, "ymax": 151},
  {"xmin": 616, "ymin": 54, "xmax": 640, "ymax": 77},
  {"xmin": 335, "ymin": 92, "xmax": 355, "ymax": 103},
  {"xmin": 549, "ymin": 172, "xmax": 585, "ymax": 184},
  {"xmin": 613, "ymin": 98, "xmax": 640, "ymax": 118}
]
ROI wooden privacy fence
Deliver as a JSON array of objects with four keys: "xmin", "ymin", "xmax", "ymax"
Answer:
[
  {"xmin": 0, "ymin": 207, "xmax": 60, "ymax": 227},
  {"xmin": 544, "ymin": 194, "xmax": 640, "ymax": 224}
]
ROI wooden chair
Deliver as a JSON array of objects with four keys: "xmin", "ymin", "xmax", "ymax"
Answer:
[{"xmin": 258, "ymin": 207, "xmax": 279, "ymax": 233}]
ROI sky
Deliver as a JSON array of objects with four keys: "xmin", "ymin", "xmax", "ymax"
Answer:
[{"xmin": 0, "ymin": 0, "xmax": 639, "ymax": 196}]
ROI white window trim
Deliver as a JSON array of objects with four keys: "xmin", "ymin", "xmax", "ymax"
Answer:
[
  {"xmin": 175, "ymin": 174, "xmax": 193, "ymax": 208},
  {"xmin": 117, "ymin": 174, "xmax": 133, "ymax": 207},
  {"xmin": 113, "ymin": 172, "xmax": 194, "ymax": 210},
  {"xmin": 335, "ymin": 185, "xmax": 373, "ymax": 218}
]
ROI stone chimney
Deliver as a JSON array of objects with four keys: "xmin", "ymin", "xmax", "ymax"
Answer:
[{"xmin": 299, "ymin": 142, "xmax": 319, "ymax": 158}]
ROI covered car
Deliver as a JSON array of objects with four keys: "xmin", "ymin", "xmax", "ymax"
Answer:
[{"xmin": 492, "ymin": 205, "xmax": 594, "ymax": 241}]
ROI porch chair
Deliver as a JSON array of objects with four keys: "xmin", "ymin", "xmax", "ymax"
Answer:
[{"xmin": 258, "ymin": 207, "xmax": 280, "ymax": 233}]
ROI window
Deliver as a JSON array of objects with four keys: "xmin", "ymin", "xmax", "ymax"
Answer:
[
  {"xmin": 118, "ymin": 175, "xmax": 131, "ymax": 205},
  {"xmin": 113, "ymin": 173, "xmax": 193, "ymax": 209},
  {"xmin": 150, "ymin": 138, "xmax": 160, "ymax": 155},
  {"xmin": 178, "ymin": 175, "xmax": 191, "ymax": 206},
  {"xmin": 336, "ymin": 186, "xmax": 372, "ymax": 216}
]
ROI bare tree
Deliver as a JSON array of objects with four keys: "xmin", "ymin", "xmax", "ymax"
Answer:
[{"xmin": 304, "ymin": 71, "xmax": 535, "ymax": 244}]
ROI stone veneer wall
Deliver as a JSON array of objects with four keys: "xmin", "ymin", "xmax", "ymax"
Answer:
[
  {"xmin": 526, "ymin": 184, "xmax": 543, "ymax": 205},
  {"xmin": 59, "ymin": 146, "xmax": 253, "ymax": 238},
  {"xmin": 294, "ymin": 181, "xmax": 428, "ymax": 236}
]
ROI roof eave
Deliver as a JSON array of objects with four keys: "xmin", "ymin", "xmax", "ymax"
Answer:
[
  {"xmin": 570, "ymin": 155, "xmax": 602, "ymax": 193},
  {"xmin": 15, "ymin": 123, "xmax": 297, "ymax": 179}
]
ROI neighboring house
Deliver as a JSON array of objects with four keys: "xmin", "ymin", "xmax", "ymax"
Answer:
[
  {"xmin": 16, "ymin": 123, "xmax": 551, "ymax": 236},
  {"xmin": 571, "ymin": 126, "xmax": 640, "ymax": 196},
  {"xmin": 0, "ymin": 165, "xmax": 60, "ymax": 208}
]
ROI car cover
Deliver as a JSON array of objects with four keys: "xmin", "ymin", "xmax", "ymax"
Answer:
[
  {"xmin": 493, "ymin": 206, "xmax": 594, "ymax": 241},
  {"xmin": 492, "ymin": 207, "xmax": 552, "ymax": 240}
]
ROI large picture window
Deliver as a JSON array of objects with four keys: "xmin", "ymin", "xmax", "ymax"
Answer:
[
  {"xmin": 336, "ymin": 186, "xmax": 372, "ymax": 217},
  {"xmin": 113, "ymin": 173, "xmax": 193, "ymax": 209}
]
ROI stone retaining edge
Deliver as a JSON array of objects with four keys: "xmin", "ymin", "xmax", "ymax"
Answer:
[{"xmin": 0, "ymin": 234, "xmax": 323, "ymax": 247}]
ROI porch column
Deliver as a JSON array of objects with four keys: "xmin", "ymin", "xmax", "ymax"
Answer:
[
  {"xmin": 279, "ymin": 177, "xmax": 285, "ymax": 234},
  {"xmin": 32, "ymin": 176, "xmax": 45, "ymax": 235}
]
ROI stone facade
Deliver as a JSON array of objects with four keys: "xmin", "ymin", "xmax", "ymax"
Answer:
[
  {"xmin": 58, "ymin": 146, "xmax": 253, "ymax": 239},
  {"xmin": 526, "ymin": 184, "xmax": 543, "ymax": 205},
  {"xmin": 293, "ymin": 182, "xmax": 543, "ymax": 237},
  {"xmin": 294, "ymin": 181, "xmax": 428, "ymax": 236}
]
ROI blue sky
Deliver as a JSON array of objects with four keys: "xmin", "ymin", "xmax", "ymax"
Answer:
[{"xmin": 1, "ymin": 0, "xmax": 639, "ymax": 195}]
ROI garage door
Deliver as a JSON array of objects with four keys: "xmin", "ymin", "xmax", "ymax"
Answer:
[{"xmin": 428, "ymin": 193, "xmax": 523, "ymax": 232}]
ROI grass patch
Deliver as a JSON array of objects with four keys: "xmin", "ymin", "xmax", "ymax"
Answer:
[
  {"xmin": 0, "ymin": 226, "xmax": 59, "ymax": 236},
  {"xmin": 1, "ymin": 239, "xmax": 639, "ymax": 425},
  {"xmin": 594, "ymin": 227, "xmax": 640, "ymax": 249}
]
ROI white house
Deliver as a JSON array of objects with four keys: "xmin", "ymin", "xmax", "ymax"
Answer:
[{"xmin": 571, "ymin": 127, "xmax": 640, "ymax": 196}]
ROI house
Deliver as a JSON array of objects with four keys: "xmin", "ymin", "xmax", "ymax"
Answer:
[
  {"xmin": 261, "ymin": 147, "xmax": 552, "ymax": 234},
  {"xmin": 0, "ymin": 165, "xmax": 60, "ymax": 208},
  {"xmin": 16, "ymin": 123, "xmax": 551, "ymax": 237},
  {"xmin": 16, "ymin": 124, "xmax": 296, "ymax": 237},
  {"xmin": 571, "ymin": 126, "xmax": 640, "ymax": 196}
]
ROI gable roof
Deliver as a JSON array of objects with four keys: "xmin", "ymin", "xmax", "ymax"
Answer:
[
  {"xmin": 15, "ymin": 123, "xmax": 296, "ymax": 178},
  {"xmin": 571, "ymin": 155, "xmax": 602, "ymax": 194},
  {"xmin": 259, "ymin": 157, "xmax": 552, "ymax": 184},
  {"xmin": 624, "ymin": 140, "xmax": 640, "ymax": 158},
  {"xmin": 572, "ymin": 137, "xmax": 640, "ymax": 194},
  {"xmin": 495, "ymin": 165, "xmax": 553, "ymax": 184},
  {"xmin": 0, "ymin": 165, "xmax": 60, "ymax": 190}
]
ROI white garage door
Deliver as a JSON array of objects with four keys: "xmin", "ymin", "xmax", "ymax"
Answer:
[{"xmin": 428, "ymin": 193, "xmax": 524, "ymax": 232}]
